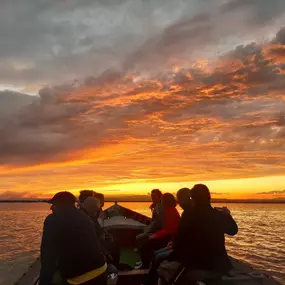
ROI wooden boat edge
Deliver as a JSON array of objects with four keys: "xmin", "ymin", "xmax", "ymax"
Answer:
[{"xmin": 14, "ymin": 203, "xmax": 282, "ymax": 285}]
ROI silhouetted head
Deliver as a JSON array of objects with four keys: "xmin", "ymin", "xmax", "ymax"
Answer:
[
  {"xmin": 48, "ymin": 191, "xmax": 76, "ymax": 212},
  {"xmin": 177, "ymin": 188, "xmax": 192, "ymax": 210},
  {"xmin": 161, "ymin": 193, "xmax": 177, "ymax": 207},
  {"xmin": 151, "ymin": 189, "xmax": 162, "ymax": 204},
  {"xmin": 79, "ymin": 190, "xmax": 95, "ymax": 204},
  {"xmin": 83, "ymin": 197, "xmax": 100, "ymax": 216},
  {"xmin": 94, "ymin": 192, "xmax": 104, "ymax": 208},
  {"xmin": 191, "ymin": 184, "xmax": 211, "ymax": 207}
]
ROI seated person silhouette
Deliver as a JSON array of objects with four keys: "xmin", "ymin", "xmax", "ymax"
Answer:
[
  {"xmin": 39, "ymin": 192, "xmax": 107, "ymax": 285},
  {"xmin": 136, "ymin": 193, "xmax": 181, "ymax": 269},
  {"xmin": 79, "ymin": 190, "xmax": 120, "ymax": 268},
  {"xmin": 144, "ymin": 188, "xmax": 192, "ymax": 285},
  {"xmin": 158, "ymin": 184, "xmax": 238, "ymax": 285}
]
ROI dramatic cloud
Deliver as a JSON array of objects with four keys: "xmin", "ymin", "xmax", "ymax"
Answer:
[
  {"xmin": 0, "ymin": 1, "xmax": 284, "ymax": 197},
  {"xmin": 0, "ymin": 28, "xmax": 284, "ymax": 175},
  {"xmin": 1, "ymin": 0, "xmax": 285, "ymax": 91},
  {"xmin": 0, "ymin": 91, "xmax": 36, "ymax": 116}
]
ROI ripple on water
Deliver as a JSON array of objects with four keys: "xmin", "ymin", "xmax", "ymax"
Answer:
[{"xmin": 0, "ymin": 202, "xmax": 284, "ymax": 285}]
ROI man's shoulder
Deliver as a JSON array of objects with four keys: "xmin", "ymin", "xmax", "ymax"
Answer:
[
  {"xmin": 74, "ymin": 209, "xmax": 95, "ymax": 227},
  {"xmin": 44, "ymin": 213, "xmax": 56, "ymax": 223},
  {"xmin": 181, "ymin": 207, "xmax": 194, "ymax": 221},
  {"xmin": 46, "ymin": 208, "xmax": 89, "ymax": 222},
  {"xmin": 212, "ymin": 208, "xmax": 228, "ymax": 218},
  {"xmin": 182, "ymin": 207, "xmax": 194, "ymax": 215},
  {"xmin": 67, "ymin": 208, "xmax": 93, "ymax": 221},
  {"xmin": 43, "ymin": 213, "xmax": 59, "ymax": 229}
]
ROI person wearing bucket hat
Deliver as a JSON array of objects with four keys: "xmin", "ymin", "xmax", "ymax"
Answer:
[{"xmin": 40, "ymin": 191, "xmax": 107, "ymax": 285}]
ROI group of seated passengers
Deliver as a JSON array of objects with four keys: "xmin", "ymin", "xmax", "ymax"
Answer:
[
  {"xmin": 136, "ymin": 185, "xmax": 238, "ymax": 285},
  {"xmin": 39, "ymin": 185, "xmax": 238, "ymax": 285}
]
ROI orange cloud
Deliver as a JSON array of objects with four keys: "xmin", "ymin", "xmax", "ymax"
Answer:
[{"xmin": 0, "ymin": 28, "xmax": 285, "ymax": 198}]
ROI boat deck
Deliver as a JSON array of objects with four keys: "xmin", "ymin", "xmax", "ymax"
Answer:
[
  {"xmin": 15, "ymin": 256, "xmax": 281, "ymax": 285},
  {"xmin": 119, "ymin": 247, "xmax": 140, "ymax": 268}
]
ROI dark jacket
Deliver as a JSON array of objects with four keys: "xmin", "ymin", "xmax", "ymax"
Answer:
[
  {"xmin": 78, "ymin": 206, "xmax": 105, "ymax": 241},
  {"xmin": 172, "ymin": 205, "xmax": 238, "ymax": 273},
  {"xmin": 39, "ymin": 207, "xmax": 105, "ymax": 285},
  {"xmin": 146, "ymin": 203, "xmax": 164, "ymax": 233},
  {"xmin": 80, "ymin": 208, "xmax": 117, "ymax": 263}
]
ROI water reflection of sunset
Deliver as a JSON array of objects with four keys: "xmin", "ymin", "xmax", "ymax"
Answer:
[{"xmin": 0, "ymin": 1, "xmax": 285, "ymax": 201}]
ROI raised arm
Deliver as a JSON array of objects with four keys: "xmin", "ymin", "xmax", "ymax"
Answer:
[{"xmin": 219, "ymin": 210, "xmax": 238, "ymax": 236}]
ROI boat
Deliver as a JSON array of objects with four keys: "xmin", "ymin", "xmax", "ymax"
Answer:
[{"xmin": 15, "ymin": 202, "xmax": 281, "ymax": 285}]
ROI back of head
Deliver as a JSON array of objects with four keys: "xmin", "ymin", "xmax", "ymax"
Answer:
[
  {"xmin": 49, "ymin": 191, "xmax": 76, "ymax": 210},
  {"xmin": 93, "ymin": 192, "xmax": 104, "ymax": 208},
  {"xmin": 83, "ymin": 197, "xmax": 100, "ymax": 216},
  {"xmin": 162, "ymin": 193, "xmax": 177, "ymax": 207},
  {"xmin": 191, "ymin": 184, "xmax": 211, "ymax": 207},
  {"xmin": 151, "ymin": 189, "xmax": 162, "ymax": 204},
  {"xmin": 79, "ymin": 190, "xmax": 95, "ymax": 204},
  {"xmin": 177, "ymin": 188, "xmax": 192, "ymax": 209}
]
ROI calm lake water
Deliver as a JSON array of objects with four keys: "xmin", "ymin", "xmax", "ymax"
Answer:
[{"xmin": 0, "ymin": 202, "xmax": 284, "ymax": 285}]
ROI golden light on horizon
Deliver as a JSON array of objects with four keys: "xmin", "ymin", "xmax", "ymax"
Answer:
[{"xmin": 0, "ymin": 27, "xmax": 285, "ymax": 201}]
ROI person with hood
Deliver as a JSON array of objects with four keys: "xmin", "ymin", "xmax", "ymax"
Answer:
[
  {"xmin": 79, "ymin": 190, "xmax": 120, "ymax": 267},
  {"xmin": 83, "ymin": 196, "xmax": 118, "ymax": 280}
]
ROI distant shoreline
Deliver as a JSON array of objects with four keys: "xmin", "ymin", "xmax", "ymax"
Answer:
[{"xmin": 0, "ymin": 199, "xmax": 285, "ymax": 204}]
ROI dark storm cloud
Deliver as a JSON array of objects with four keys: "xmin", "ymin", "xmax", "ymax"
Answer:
[
  {"xmin": 0, "ymin": 0, "xmax": 284, "ymax": 185},
  {"xmin": 0, "ymin": 92, "xmax": 94, "ymax": 165},
  {"xmin": 221, "ymin": 0, "xmax": 285, "ymax": 24},
  {"xmin": 0, "ymin": 91, "xmax": 36, "ymax": 116},
  {"xmin": 274, "ymin": 27, "xmax": 285, "ymax": 44},
  {"xmin": 0, "ymin": 0, "xmax": 206, "ymax": 87},
  {"xmin": 0, "ymin": 27, "xmax": 284, "ymax": 170},
  {"xmin": 1, "ymin": 0, "xmax": 285, "ymax": 90}
]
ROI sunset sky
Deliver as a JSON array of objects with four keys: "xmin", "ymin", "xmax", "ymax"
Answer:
[{"xmin": 0, "ymin": 0, "xmax": 284, "ymax": 200}]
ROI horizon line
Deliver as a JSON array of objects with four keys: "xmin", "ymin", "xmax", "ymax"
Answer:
[{"xmin": 1, "ymin": 198, "xmax": 285, "ymax": 204}]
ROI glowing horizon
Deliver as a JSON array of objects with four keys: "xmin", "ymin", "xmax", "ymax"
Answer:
[{"xmin": 1, "ymin": 172, "xmax": 285, "ymax": 200}]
